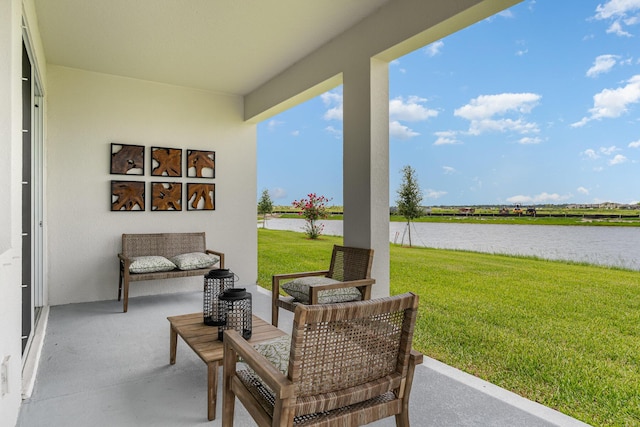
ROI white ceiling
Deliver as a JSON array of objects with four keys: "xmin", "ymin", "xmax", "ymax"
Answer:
[{"xmin": 34, "ymin": 0, "xmax": 391, "ymax": 95}]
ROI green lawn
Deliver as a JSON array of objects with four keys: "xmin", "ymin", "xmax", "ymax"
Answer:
[{"xmin": 258, "ymin": 228, "xmax": 640, "ymax": 426}]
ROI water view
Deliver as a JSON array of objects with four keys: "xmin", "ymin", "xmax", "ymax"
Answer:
[{"xmin": 263, "ymin": 218, "xmax": 640, "ymax": 271}]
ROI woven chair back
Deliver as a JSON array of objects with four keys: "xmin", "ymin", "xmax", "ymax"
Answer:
[
  {"xmin": 327, "ymin": 245, "xmax": 373, "ymax": 282},
  {"xmin": 289, "ymin": 293, "xmax": 418, "ymax": 412},
  {"xmin": 122, "ymin": 232, "xmax": 206, "ymax": 259}
]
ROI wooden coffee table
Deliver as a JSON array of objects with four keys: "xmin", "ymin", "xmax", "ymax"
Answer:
[{"xmin": 168, "ymin": 312, "xmax": 286, "ymax": 421}]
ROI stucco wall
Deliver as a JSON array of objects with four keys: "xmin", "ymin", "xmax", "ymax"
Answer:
[{"xmin": 45, "ymin": 66, "xmax": 257, "ymax": 306}]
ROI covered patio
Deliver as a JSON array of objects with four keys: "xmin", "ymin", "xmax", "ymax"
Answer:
[
  {"xmin": 1, "ymin": 0, "xmax": 589, "ymax": 425},
  {"xmin": 17, "ymin": 288, "xmax": 586, "ymax": 426}
]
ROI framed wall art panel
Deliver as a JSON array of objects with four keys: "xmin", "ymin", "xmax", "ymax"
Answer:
[
  {"xmin": 187, "ymin": 183, "xmax": 215, "ymax": 210},
  {"xmin": 186, "ymin": 149, "xmax": 215, "ymax": 178},
  {"xmin": 111, "ymin": 180, "xmax": 145, "ymax": 211},
  {"xmin": 151, "ymin": 182, "xmax": 182, "ymax": 211},
  {"xmin": 151, "ymin": 147, "xmax": 182, "ymax": 177},
  {"xmin": 110, "ymin": 143, "xmax": 144, "ymax": 175}
]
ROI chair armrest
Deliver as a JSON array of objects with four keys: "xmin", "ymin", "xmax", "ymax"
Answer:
[
  {"xmin": 409, "ymin": 349, "xmax": 424, "ymax": 366},
  {"xmin": 205, "ymin": 249, "xmax": 225, "ymax": 269},
  {"xmin": 223, "ymin": 330, "xmax": 294, "ymax": 399},
  {"xmin": 117, "ymin": 253, "xmax": 131, "ymax": 271},
  {"xmin": 308, "ymin": 278, "xmax": 376, "ymax": 304}
]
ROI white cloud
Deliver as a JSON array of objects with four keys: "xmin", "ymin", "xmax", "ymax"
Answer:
[
  {"xmin": 442, "ymin": 166, "xmax": 456, "ymax": 174},
  {"xmin": 424, "ymin": 189, "xmax": 447, "ymax": 199},
  {"xmin": 609, "ymin": 154, "xmax": 628, "ymax": 164},
  {"xmin": 325, "ymin": 126, "xmax": 342, "ymax": 139},
  {"xmin": 323, "ymin": 106, "xmax": 343, "ymax": 121},
  {"xmin": 629, "ymin": 139, "xmax": 640, "ymax": 147},
  {"xmin": 577, "ymin": 186, "xmax": 590, "ymax": 195},
  {"xmin": 267, "ymin": 119, "xmax": 284, "ymax": 131},
  {"xmin": 454, "ymin": 93, "xmax": 541, "ymax": 136},
  {"xmin": 321, "ymin": 91, "xmax": 343, "ymax": 121},
  {"xmin": 516, "ymin": 49, "xmax": 529, "ymax": 56},
  {"xmin": 271, "ymin": 187, "xmax": 287, "ymax": 199},
  {"xmin": 586, "ymin": 54, "xmax": 620, "ymax": 77},
  {"xmin": 507, "ymin": 192, "xmax": 572, "ymax": 204},
  {"xmin": 390, "ymin": 60, "xmax": 407, "ymax": 73},
  {"xmin": 467, "ymin": 118, "xmax": 539, "ymax": 136},
  {"xmin": 290, "ymin": 130, "xmax": 300, "ymax": 137},
  {"xmin": 424, "ymin": 41, "xmax": 444, "ymax": 57},
  {"xmin": 433, "ymin": 131, "xmax": 461, "ymax": 145},
  {"xmin": 600, "ymin": 145, "xmax": 619, "ymax": 155},
  {"xmin": 595, "ymin": 0, "xmax": 640, "ymax": 20},
  {"xmin": 607, "ymin": 20, "xmax": 633, "ymax": 36},
  {"xmin": 518, "ymin": 136, "xmax": 542, "ymax": 144},
  {"xmin": 594, "ymin": 0, "xmax": 640, "ymax": 36},
  {"xmin": 389, "ymin": 96, "xmax": 438, "ymax": 121},
  {"xmin": 455, "ymin": 93, "xmax": 540, "ymax": 120},
  {"xmin": 390, "ymin": 121, "xmax": 420, "ymax": 139},
  {"xmin": 572, "ymin": 74, "xmax": 640, "ymax": 126},
  {"xmin": 582, "ymin": 148, "xmax": 599, "ymax": 159}
]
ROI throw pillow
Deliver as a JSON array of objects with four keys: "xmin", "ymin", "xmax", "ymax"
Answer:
[
  {"xmin": 281, "ymin": 276, "xmax": 362, "ymax": 304},
  {"xmin": 170, "ymin": 252, "xmax": 220, "ymax": 271},
  {"xmin": 251, "ymin": 335, "xmax": 291, "ymax": 374},
  {"xmin": 129, "ymin": 256, "xmax": 176, "ymax": 274}
]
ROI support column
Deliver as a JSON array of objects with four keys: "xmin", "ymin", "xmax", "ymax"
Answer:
[{"xmin": 342, "ymin": 58, "xmax": 389, "ymax": 298}]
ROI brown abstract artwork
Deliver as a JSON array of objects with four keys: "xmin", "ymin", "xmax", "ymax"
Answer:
[
  {"xmin": 111, "ymin": 143, "xmax": 144, "ymax": 175},
  {"xmin": 151, "ymin": 147, "xmax": 182, "ymax": 177},
  {"xmin": 151, "ymin": 182, "xmax": 182, "ymax": 211},
  {"xmin": 187, "ymin": 150, "xmax": 215, "ymax": 178},
  {"xmin": 187, "ymin": 183, "xmax": 215, "ymax": 210},
  {"xmin": 111, "ymin": 181, "xmax": 145, "ymax": 211}
]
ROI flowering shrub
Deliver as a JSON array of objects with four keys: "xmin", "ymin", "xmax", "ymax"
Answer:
[{"xmin": 292, "ymin": 193, "xmax": 331, "ymax": 239}]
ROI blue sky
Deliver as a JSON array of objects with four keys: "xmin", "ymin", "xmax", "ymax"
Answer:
[{"xmin": 257, "ymin": 1, "xmax": 640, "ymax": 207}]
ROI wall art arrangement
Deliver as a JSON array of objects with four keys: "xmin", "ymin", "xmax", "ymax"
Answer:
[
  {"xmin": 187, "ymin": 149, "xmax": 215, "ymax": 178},
  {"xmin": 151, "ymin": 182, "xmax": 182, "ymax": 211},
  {"xmin": 109, "ymin": 143, "xmax": 215, "ymax": 212},
  {"xmin": 151, "ymin": 147, "xmax": 182, "ymax": 177},
  {"xmin": 111, "ymin": 143, "xmax": 144, "ymax": 175},
  {"xmin": 111, "ymin": 181, "xmax": 145, "ymax": 211},
  {"xmin": 187, "ymin": 183, "xmax": 215, "ymax": 211}
]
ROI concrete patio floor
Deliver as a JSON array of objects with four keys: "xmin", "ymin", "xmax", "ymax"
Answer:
[{"xmin": 17, "ymin": 286, "xmax": 590, "ymax": 427}]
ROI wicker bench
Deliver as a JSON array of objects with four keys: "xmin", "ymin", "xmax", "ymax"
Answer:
[{"xmin": 117, "ymin": 232, "xmax": 225, "ymax": 312}]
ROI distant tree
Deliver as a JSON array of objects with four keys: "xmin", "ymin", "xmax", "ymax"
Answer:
[
  {"xmin": 396, "ymin": 165, "xmax": 423, "ymax": 247},
  {"xmin": 257, "ymin": 189, "xmax": 273, "ymax": 228}
]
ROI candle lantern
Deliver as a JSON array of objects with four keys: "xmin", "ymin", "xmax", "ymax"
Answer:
[
  {"xmin": 218, "ymin": 288, "xmax": 252, "ymax": 341},
  {"xmin": 203, "ymin": 269, "xmax": 235, "ymax": 326}
]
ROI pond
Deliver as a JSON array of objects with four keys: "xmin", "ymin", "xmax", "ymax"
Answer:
[{"xmin": 262, "ymin": 218, "xmax": 640, "ymax": 271}]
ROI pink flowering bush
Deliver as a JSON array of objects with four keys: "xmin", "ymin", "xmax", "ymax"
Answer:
[{"xmin": 292, "ymin": 193, "xmax": 331, "ymax": 239}]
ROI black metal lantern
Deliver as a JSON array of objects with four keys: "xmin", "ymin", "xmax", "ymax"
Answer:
[
  {"xmin": 203, "ymin": 269, "xmax": 235, "ymax": 326},
  {"xmin": 218, "ymin": 288, "xmax": 252, "ymax": 341}
]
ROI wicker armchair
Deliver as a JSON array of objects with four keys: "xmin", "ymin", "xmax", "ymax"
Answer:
[
  {"xmin": 271, "ymin": 244, "xmax": 375, "ymax": 326},
  {"xmin": 223, "ymin": 293, "xmax": 423, "ymax": 427}
]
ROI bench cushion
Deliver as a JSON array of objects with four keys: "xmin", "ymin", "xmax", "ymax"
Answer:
[
  {"xmin": 129, "ymin": 256, "xmax": 177, "ymax": 274},
  {"xmin": 170, "ymin": 252, "xmax": 220, "ymax": 271}
]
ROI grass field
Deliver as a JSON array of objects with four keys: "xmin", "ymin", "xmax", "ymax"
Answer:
[{"xmin": 258, "ymin": 228, "xmax": 640, "ymax": 426}]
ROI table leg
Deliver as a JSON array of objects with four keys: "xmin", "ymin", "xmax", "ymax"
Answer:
[
  {"xmin": 208, "ymin": 361, "xmax": 219, "ymax": 421},
  {"xmin": 170, "ymin": 325, "xmax": 177, "ymax": 365}
]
